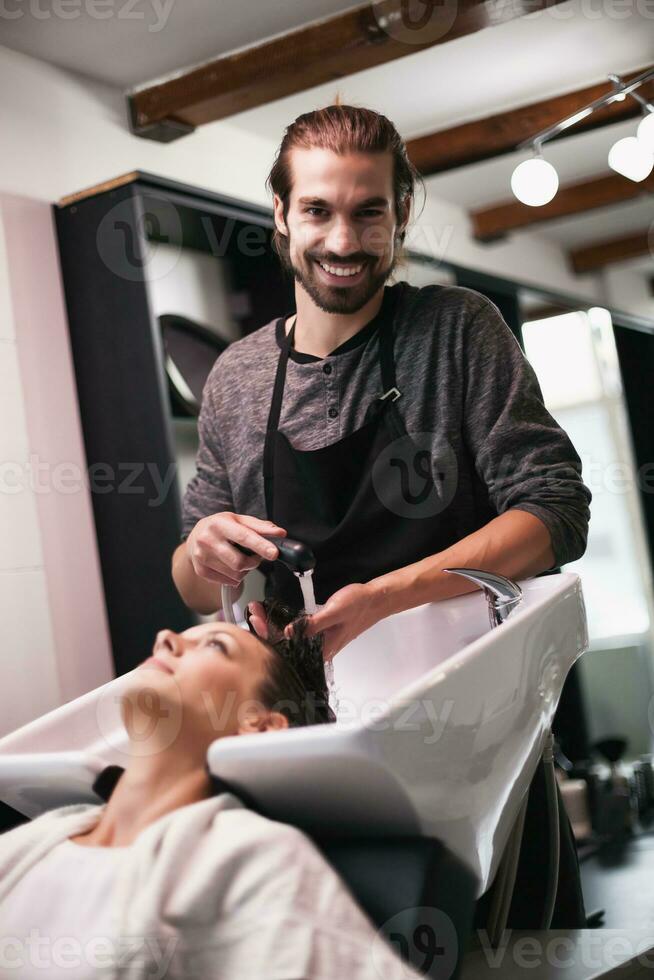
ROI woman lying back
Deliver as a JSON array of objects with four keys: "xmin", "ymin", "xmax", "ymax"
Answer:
[{"xmin": 0, "ymin": 600, "xmax": 421, "ymax": 979}]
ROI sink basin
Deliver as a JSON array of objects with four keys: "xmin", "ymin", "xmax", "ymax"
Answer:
[{"xmin": 0, "ymin": 572, "xmax": 587, "ymax": 893}]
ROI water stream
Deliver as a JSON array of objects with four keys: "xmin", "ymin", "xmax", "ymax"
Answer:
[{"xmin": 296, "ymin": 570, "xmax": 339, "ymax": 716}]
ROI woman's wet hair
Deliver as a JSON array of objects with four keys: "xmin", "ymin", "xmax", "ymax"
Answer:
[{"xmin": 245, "ymin": 598, "xmax": 336, "ymax": 727}]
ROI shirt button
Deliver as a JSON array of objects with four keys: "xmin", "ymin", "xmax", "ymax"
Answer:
[
  {"xmin": 328, "ymin": 407, "xmax": 338, "ymax": 419},
  {"xmin": 322, "ymin": 363, "xmax": 332, "ymax": 375}
]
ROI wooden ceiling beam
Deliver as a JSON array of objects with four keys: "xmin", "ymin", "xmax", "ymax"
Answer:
[
  {"xmin": 128, "ymin": 0, "xmax": 572, "ymax": 142},
  {"xmin": 569, "ymin": 230, "xmax": 653, "ymax": 274},
  {"xmin": 407, "ymin": 66, "xmax": 654, "ymax": 176},
  {"xmin": 471, "ymin": 171, "xmax": 654, "ymax": 241}
]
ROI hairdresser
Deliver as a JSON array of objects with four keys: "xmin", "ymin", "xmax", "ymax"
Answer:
[
  {"xmin": 171, "ymin": 102, "xmax": 591, "ymax": 931},
  {"xmin": 173, "ymin": 101, "xmax": 590, "ymax": 658}
]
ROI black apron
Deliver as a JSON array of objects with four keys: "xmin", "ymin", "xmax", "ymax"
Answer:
[{"xmin": 262, "ymin": 301, "xmax": 459, "ymax": 609}]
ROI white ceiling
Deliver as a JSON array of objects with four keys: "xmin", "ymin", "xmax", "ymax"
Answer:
[
  {"xmin": 3, "ymin": 0, "xmax": 653, "ymax": 275},
  {"xmin": 0, "ymin": 0, "xmax": 362, "ymax": 89}
]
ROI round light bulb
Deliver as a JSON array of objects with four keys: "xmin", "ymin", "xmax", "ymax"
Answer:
[
  {"xmin": 608, "ymin": 136, "xmax": 653, "ymax": 182},
  {"xmin": 637, "ymin": 112, "xmax": 654, "ymax": 154},
  {"xmin": 510, "ymin": 158, "xmax": 560, "ymax": 207}
]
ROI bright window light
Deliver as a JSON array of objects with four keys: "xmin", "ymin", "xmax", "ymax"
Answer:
[{"xmin": 522, "ymin": 312, "xmax": 602, "ymax": 408}]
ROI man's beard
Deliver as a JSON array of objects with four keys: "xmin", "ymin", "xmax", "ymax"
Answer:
[{"xmin": 276, "ymin": 231, "xmax": 402, "ymax": 316}]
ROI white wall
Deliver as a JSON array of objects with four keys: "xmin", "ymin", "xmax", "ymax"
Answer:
[
  {"xmin": 0, "ymin": 40, "xmax": 650, "ymax": 731},
  {"xmin": 0, "ymin": 194, "xmax": 114, "ymax": 737},
  {"xmin": 0, "ymin": 212, "xmax": 61, "ymax": 735},
  {"xmin": 0, "ymin": 45, "xmax": 276, "ymax": 220},
  {"xmin": 404, "ymin": 192, "xmax": 603, "ymax": 307}
]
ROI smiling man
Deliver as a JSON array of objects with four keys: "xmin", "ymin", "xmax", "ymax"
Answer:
[{"xmin": 173, "ymin": 101, "xmax": 591, "ymax": 665}]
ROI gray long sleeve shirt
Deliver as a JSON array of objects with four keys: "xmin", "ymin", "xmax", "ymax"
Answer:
[{"xmin": 181, "ymin": 280, "xmax": 591, "ymax": 569}]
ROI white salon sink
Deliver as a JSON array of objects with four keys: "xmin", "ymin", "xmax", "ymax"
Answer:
[{"xmin": 0, "ymin": 572, "xmax": 587, "ymax": 894}]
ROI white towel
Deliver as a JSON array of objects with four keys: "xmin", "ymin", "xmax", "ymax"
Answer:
[{"xmin": 0, "ymin": 793, "xmax": 423, "ymax": 979}]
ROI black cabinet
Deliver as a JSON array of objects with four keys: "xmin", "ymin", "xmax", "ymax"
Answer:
[{"xmin": 54, "ymin": 171, "xmax": 293, "ymax": 675}]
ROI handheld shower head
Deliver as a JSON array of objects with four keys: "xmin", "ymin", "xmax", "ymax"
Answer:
[
  {"xmin": 221, "ymin": 535, "xmax": 317, "ymax": 624},
  {"xmin": 259, "ymin": 534, "xmax": 316, "ymax": 574},
  {"xmin": 234, "ymin": 533, "xmax": 316, "ymax": 574}
]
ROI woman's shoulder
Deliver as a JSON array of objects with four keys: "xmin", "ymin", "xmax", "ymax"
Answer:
[
  {"xmin": 206, "ymin": 794, "xmax": 313, "ymax": 849},
  {"xmin": 0, "ymin": 804, "xmax": 104, "ymax": 883},
  {"xmin": 153, "ymin": 796, "xmax": 323, "ymax": 923},
  {"xmin": 175, "ymin": 794, "xmax": 323, "ymax": 878},
  {"xmin": 2, "ymin": 802, "xmax": 103, "ymax": 839}
]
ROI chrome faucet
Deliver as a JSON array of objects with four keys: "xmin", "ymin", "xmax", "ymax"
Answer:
[{"xmin": 443, "ymin": 568, "xmax": 522, "ymax": 628}]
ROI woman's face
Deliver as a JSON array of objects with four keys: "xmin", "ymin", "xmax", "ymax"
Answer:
[{"xmin": 123, "ymin": 622, "xmax": 287, "ymax": 749}]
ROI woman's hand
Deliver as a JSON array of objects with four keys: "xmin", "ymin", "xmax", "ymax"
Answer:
[{"xmin": 282, "ymin": 582, "xmax": 383, "ymax": 661}]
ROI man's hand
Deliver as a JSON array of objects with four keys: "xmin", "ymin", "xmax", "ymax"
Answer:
[
  {"xmin": 246, "ymin": 512, "xmax": 557, "ymax": 656},
  {"xmin": 186, "ymin": 512, "xmax": 287, "ymax": 589},
  {"xmin": 280, "ymin": 582, "xmax": 383, "ymax": 661},
  {"xmin": 246, "ymin": 601, "xmax": 284, "ymax": 643}
]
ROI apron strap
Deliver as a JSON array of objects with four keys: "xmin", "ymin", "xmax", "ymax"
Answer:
[
  {"xmin": 263, "ymin": 321, "xmax": 292, "ymax": 518},
  {"xmin": 377, "ymin": 306, "xmax": 399, "ymax": 398}
]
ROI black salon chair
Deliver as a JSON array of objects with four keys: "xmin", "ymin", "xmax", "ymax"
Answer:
[
  {"xmin": 316, "ymin": 834, "xmax": 477, "ymax": 979},
  {"xmin": 474, "ymin": 761, "xmax": 587, "ymax": 932}
]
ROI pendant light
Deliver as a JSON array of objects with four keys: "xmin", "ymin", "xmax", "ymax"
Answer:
[
  {"xmin": 509, "ymin": 67, "xmax": 654, "ymax": 203},
  {"xmin": 607, "ymin": 75, "xmax": 654, "ymax": 182},
  {"xmin": 510, "ymin": 149, "xmax": 560, "ymax": 207},
  {"xmin": 608, "ymin": 136, "xmax": 654, "ymax": 182}
]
